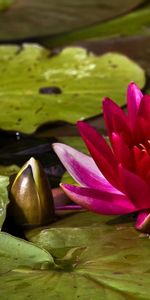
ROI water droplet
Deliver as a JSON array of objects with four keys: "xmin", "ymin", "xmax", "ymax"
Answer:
[
  {"xmin": 0, "ymin": 207, "xmax": 4, "ymax": 215},
  {"xmin": 16, "ymin": 132, "xmax": 21, "ymax": 140},
  {"xmin": 57, "ymin": 99, "xmax": 62, "ymax": 103}
]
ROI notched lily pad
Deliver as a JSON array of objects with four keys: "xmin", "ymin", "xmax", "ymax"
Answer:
[{"xmin": 0, "ymin": 44, "xmax": 145, "ymax": 133}]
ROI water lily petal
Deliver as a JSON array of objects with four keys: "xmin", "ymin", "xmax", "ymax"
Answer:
[
  {"xmin": 119, "ymin": 165, "xmax": 150, "ymax": 209},
  {"xmin": 133, "ymin": 116, "xmax": 150, "ymax": 144},
  {"xmin": 60, "ymin": 183, "xmax": 136, "ymax": 215},
  {"xmin": 111, "ymin": 133, "xmax": 134, "ymax": 170},
  {"xmin": 127, "ymin": 82, "xmax": 143, "ymax": 125},
  {"xmin": 53, "ymin": 143, "xmax": 121, "ymax": 194},
  {"xmin": 77, "ymin": 121, "xmax": 119, "ymax": 189},
  {"xmin": 135, "ymin": 210, "xmax": 150, "ymax": 233},
  {"xmin": 138, "ymin": 95, "xmax": 150, "ymax": 121},
  {"xmin": 103, "ymin": 97, "xmax": 131, "ymax": 143},
  {"xmin": 77, "ymin": 121, "xmax": 115, "ymax": 164},
  {"xmin": 133, "ymin": 145, "xmax": 142, "ymax": 162},
  {"xmin": 55, "ymin": 205, "xmax": 82, "ymax": 210},
  {"xmin": 52, "ymin": 187, "xmax": 71, "ymax": 208},
  {"xmin": 134, "ymin": 147, "xmax": 150, "ymax": 182}
]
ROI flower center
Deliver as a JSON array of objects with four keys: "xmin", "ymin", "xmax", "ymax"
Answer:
[
  {"xmin": 134, "ymin": 140, "xmax": 150, "ymax": 184},
  {"xmin": 138, "ymin": 140, "xmax": 150, "ymax": 154}
]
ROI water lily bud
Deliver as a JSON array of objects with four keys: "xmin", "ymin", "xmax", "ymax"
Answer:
[{"xmin": 9, "ymin": 157, "xmax": 55, "ymax": 227}]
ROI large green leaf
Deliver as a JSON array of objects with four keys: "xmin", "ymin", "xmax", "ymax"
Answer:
[
  {"xmin": 0, "ymin": 0, "xmax": 145, "ymax": 41},
  {"xmin": 1, "ymin": 212, "xmax": 150, "ymax": 298},
  {"xmin": 0, "ymin": 45, "xmax": 145, "ymax": 133},
  {"xmin": 0, "ymin": 175, "xmax": 9, "ymax": 229},
  {"xmin": 78, "ymin": 35, "xmax": 150, "ymax": 95},
  {"xmin": 2, "ymin": 212, "xmax": 144, "ymax": 299}
]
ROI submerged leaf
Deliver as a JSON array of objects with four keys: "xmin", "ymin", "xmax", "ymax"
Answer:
[
  {"xmin": 47, "ymin": 6, "xmax": 150, "ymax": 47},
  {"xmin": 0, "ymin": 0, "xmax": 145, "ymax": 41},
  {"xmin": 0, "ymin": 0, "xmax": 15, "ymax": 11},
  {"xmin": 0, "ymin": 45, "xmax": 145, "ymax": 133}
]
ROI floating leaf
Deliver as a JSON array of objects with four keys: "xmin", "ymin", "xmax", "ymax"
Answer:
[
  {"xmin": 1, "ymin": 213, "xmax": 150, "ymax": 299},
  {"xmin": 0, "ymin": 212, "xmax": 145, "ymax": 299},
  {"xmin": 0, "ymin": 45, "xmax": 145, "ymax": 133},
  {"xmin": 46, "ymin": 6, "xmax": 150, "ymax": 47},
  {"xmin": 77, "ymin": 35, "xmax": 150, "ymax": 96},
  {"xmin": 0, "ymin": 0, "xmax": 145, "ymax": 41},
  {"xmin": 0, "ymin": 164, "xmax": 20, "ymax": 176},
  {"xmin": 0, "ymin": 232, "xmax": 55, "ymax": 275},
  {"xmin": 0, "ymin": 175, "xmax": 9, "ymax": 228}
]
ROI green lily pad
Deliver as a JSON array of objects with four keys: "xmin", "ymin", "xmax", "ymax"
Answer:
[
  {"xmin": 0, "ymin": 45, "xmax": 145, "ymax": 133},
  {"xmin": 0, "ymin": 0, "xmax": 15, "ymax": 11},
  {"xmin": 0, "ymin": 164, "xmax": 19, "ymax": 176},
  {"xmin": 78, "ymin": 35, "xmax": 150, "ymax": 96},
  {"xmin": 0, "ymin": 212, "xmax": 150, "ymax": 299},
  {"xmin": 0, "ymin": 175, "xmax": 9, "ymax": 229},
  {"xmin": 0, "ymin": 232, "xmax": 55, "ymax": 274},
  {"xmin": 18, "ymin": 212, "xmax": 150, "ymax": 299},
  {"xmin": 0, "ymin": 0, "xmax": 145, "ymax": 41}
]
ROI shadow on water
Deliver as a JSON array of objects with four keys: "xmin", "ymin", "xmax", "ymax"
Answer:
[
  {"xmin": 0, "ymin": 129, "xmax": 65, "ymax": 188},
  {"xmin": 106, "ymin": 213, "xmax": 137, "ymax": 226}
]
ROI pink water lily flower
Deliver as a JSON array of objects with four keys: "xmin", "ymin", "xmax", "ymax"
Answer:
[{"xmin": 53, "ymin": 83, "xmax": 150, "ymax": 233}]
